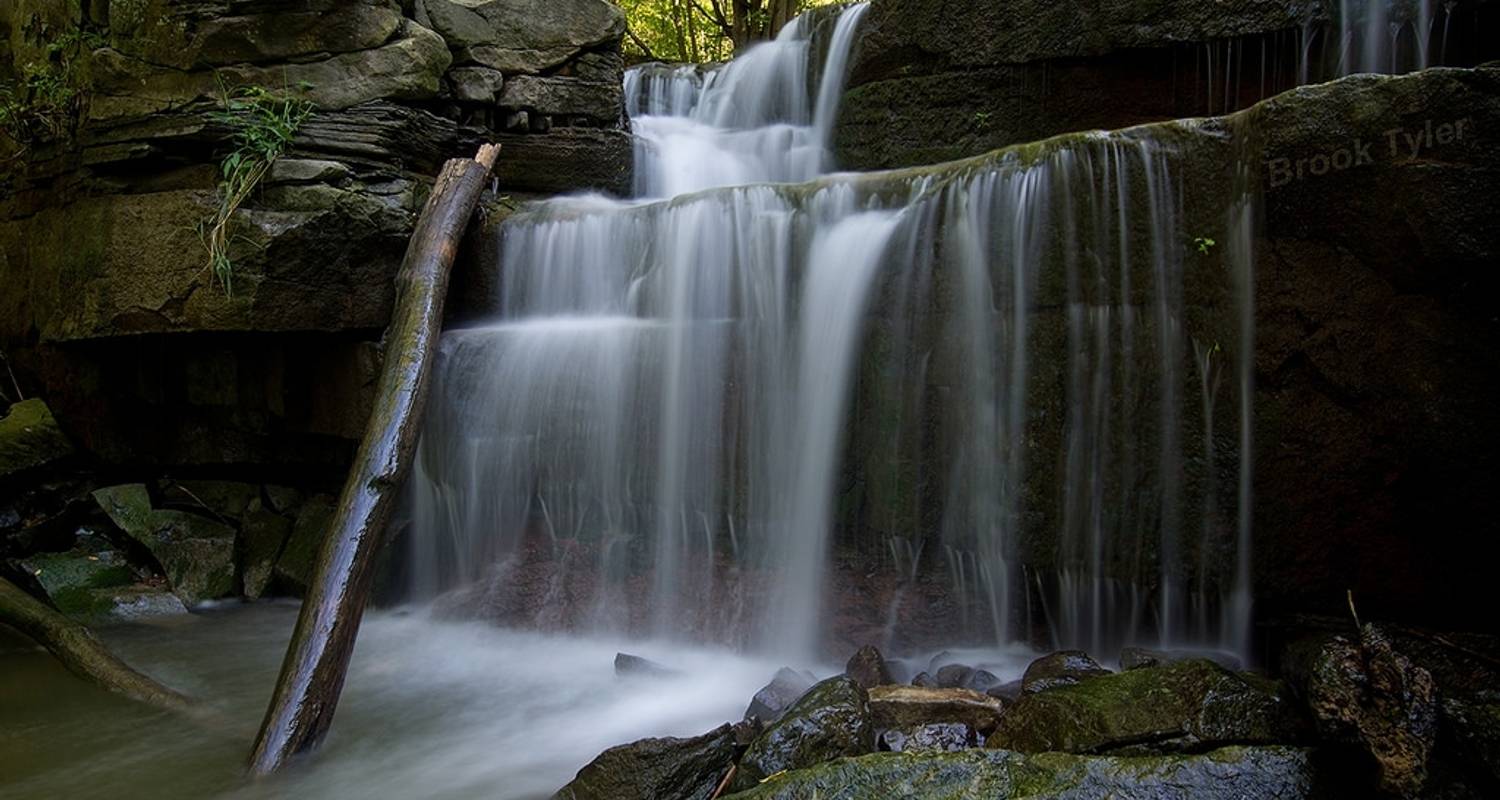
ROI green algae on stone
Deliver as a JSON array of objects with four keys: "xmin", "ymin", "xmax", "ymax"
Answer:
[
  {"xmin": 273, "ymin": 493, "xmax": 336, "ymax": 594},
  {"xmin": 724, "ymin": 745, "xmax": 1323, "ymax": 800},
  {"xmin": 20, "ymin": 550, "xmax": 135, "ymax": 617},
  {"xmin": 987, "ymin": 659, "xmax": 1304, "ymax": 755},
  {"xmin": 0, "ymin": 399, "xmax": 73, "ymax": 477}
]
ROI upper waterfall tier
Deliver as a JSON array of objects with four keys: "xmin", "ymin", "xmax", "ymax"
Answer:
[{"xmin": 622, "ymin": 3, "xmax": 870, "ymax": 197}]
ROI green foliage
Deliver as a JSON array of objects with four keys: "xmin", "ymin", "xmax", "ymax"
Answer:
[
  {"xmin": 1193, "ymin": 236, "xmax": 1217, "ymax": 255},
  {"xmin": 200, "ymin": 82, "xmax": 313, "ymax": 296},
  {"xmin": 0, "ymin": 28, "xmax": 105, "ymax": 153},
  {"xmin": 619, "ymin": 0, "xmax": 842, "ymax": 63}
]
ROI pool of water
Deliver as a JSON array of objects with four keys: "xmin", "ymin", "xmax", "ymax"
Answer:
[{"xmin": 0, "ymin": 603, "xmax": 1036, "ymax": 799}]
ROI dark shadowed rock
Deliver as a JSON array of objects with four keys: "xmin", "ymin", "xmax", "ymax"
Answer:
[
  {"xmin": 880, "ymin": 722, "xmax": 975, "ymax": 753},
  {"xmin": 552, "ymin": 720, "xmax": 752, "ymax": 800},
  {"xmin": 846, "ymin": 644, "xmax": 895, "ymax": 689},
  {"xmin": 1442, "ymin": 691, "xmax": 1500, "ymax": 788},
  {"xmin": 745, "ymin": 667, "xmax": 817, "ymax": 723},
  {"xmin": 987, "ymin": 679, "xmax": 1024, "ymax": 703},
  {"xmin": 731, "ymin": 676, "xmax": 875, "ymax": 792},
  {"xmin": 724, "ymin": 746, "xmax": 1325, "ymax": 799},
  {"xmin": 0, "ymin": 399, "xmax": 72, "ymax": 477},
  {"xmin": 240, "ymin": 501, "xmax": 293, "ymax": 599},
  {"xmin": 868, "ymin": 685, "xmax": 1006, "ymax": 735},
  {"xmin": 935, "ymin": 663, "xmax": 975, "ymax": 688},
  {"xmin": 273, "ymin": 493, "xmax": 335, "ymax": 594},
  {"xmin": 1120, "ymin": 646, "xmax": 1243, "ymax": 672},
  {"xmin": 614, "ymin": 652, "xmax": 679, "ymax": 678},
  {"xmin": 1290, "ymin": 626, "xmax": 1438, "ymax": 797},
  {"xmin": 1022, "ymin": 650, "xmax": 1112, "ymax": 693},
  {"xmin": 989, "ymin": 659, "xmax": 1304, "ymax": 755},
  {"xmin": 911, "ymin": 671, "xmax": 937, "ymax": 687},
  {"xmin": 964, "ymin": 669, "xmax": 1001, "ymax": 693}
]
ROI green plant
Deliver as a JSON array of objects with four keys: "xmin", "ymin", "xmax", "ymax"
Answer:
[
  {"xmin": 200, "ymin": 82, "xmax": 312, "ymax": 295},
  {"xmin": 1193, "ymin": 236, "xmax": 1217, "ymax": 255},
  {"xmin": 0, "ymin": 28, "xmax": 104, "ymax": 152}
]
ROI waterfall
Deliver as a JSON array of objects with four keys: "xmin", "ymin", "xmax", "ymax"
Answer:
[{"xmin": 411, "ymin": 3, "xmax": 1258, "ymax": 662}]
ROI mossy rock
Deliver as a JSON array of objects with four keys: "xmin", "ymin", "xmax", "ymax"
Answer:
[
  {"xmin": 552, "ymin": 721, "xmax": 747, "ymax": 800},
  {"xmin": 987, "ymin": 659, "xmax": 1304, "ymax": 755},
  {"xmin": 731, "ymin": 676, "xmax": 875, "ymax": 792},
  {"xmin": 240, "ymin": 502, "xmax": 293, "ymax": 599},
  {"xmin": 20, "ymin": 550, "xmax": 135, "ymax": 617},
  {"xmin": 722, "ymin": 745, "xmax": 1324, "ymax": 799},
  {"xmin": 273, "ymin": 493, "xmax": 335, "ymax": 593},
  {"xmin": 0, "ymin": 399, "xmax": 73, "ymax": 477},
  {"xmin": 92, "ymin": 483, "xmax": 236, "ymax": 604}
]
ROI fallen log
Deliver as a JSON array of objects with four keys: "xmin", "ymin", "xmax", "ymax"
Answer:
[
  {"xmin": 248, "ymin": 143, "xmax": 500, "ymax": 775},
  {"xmin": 0, "ymin": 576, "xmax": 194, "ymax": 713}
]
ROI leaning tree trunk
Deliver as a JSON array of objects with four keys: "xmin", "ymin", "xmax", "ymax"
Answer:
[
  {"xmin": 248, "ymin": 143, "xmax": 500, "ymax": 775},
  {"xmin": 0, "ymin": 576, "xmax": 194, "ymax": 713}
]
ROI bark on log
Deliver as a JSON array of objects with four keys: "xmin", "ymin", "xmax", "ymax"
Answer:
[
  {"xmin": 247, "ymin": 144, "xmax": 501, "ymax": 775},
  {"xmin": 0, "ymin": 576, "xmax": 194, "ymax": 712}
]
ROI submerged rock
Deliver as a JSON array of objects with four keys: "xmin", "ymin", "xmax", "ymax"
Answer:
[
  {"xmin": 0, "ymin": 399, "xmax": 72, "ymax": 477},
  {"xmin": 731, "ymin": 676, "xmax": 875, "ymax": 792},
  {"xmin": 989, "ymin": 659, "xmax": 1303, "ymax": 755},
  {"xmin": 723, "ymin": 745, "xmax": 1324, "ymax": 799},
  {"xmin": 845, "ymin": 644, "xmax": 895, "ymax": 689},
  {"xmin": 744, "ymin": 667, "xmax": 816, "ymax": 723},
  {"xmin": 614, "ymin": 652, "xmax": 679, "ymax": 678},
  {"xmin": 880, "ymin": 722, "xmax": 976, "ymax": 753},
  {"xmin": 552, "ymin": 720, "xmax": 752, "ymax": 800},
  {"xmin": 935, "ymin": 663, "xmax": 976, "ymax": 688},
  {"xmin": 868, "ymin": 685, "xmax": 1007, "ymax": 735},
  {"xmin": 1292, "ymin": 626, "xmax": 1438, "ymax": 797},
  {"xmin": 92, "ymin": 484, "xmax": 236, "ymax": 604},
  {"xmin": 1021, "ymin": 650, "xmax": 1112, "ymax": 693}
]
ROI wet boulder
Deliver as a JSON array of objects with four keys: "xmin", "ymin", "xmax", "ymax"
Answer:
[
  {"xmin": 1290, "ymin": 626, "xmax": 1438, "ymax": 797},
  {"xmin": 845, "ymin": 645, "xmax": 895, "ymax": 689},
  {"xmin": 552, "ymin": 720, "xmax": 753, "ymax": 800},
  {"xmin": 988, "ymin": 658, "xmax": 1304, "ymax": 755},
  {"xmin": 744, "ymin": 667, "xmax": 816, "ymax": 723},
  {"xmin": 986, "ymin": 679, "xmax": 1024, "ymax": 703},
  {"xmin": 1021, "ymin": 650, "xmax": 1112, "ymax": 693},
  {"xmin": 0, "ymin": 399, "xmax": 72, "ymax": 478},
  {"xmin": 723, "ymin": 745, "xmax": 1324, "ymax": 799},
  {"xmin": 93, "ymin": 484, "xmax": 236, "ymax": 604},
  {"xmin": 158, "ymin": 480, "xmax": 260, "ymax": 521},
  {"xmin": 868, "ymin": 685, "xmax": 1007, "ymax": 735},
  {"xmin": 880, "ymin": 722, "xmax": 976, "ymax": 753},
  {"xmin": 731, "ymin": 676, "xmax": 875, "ymax": 792}
]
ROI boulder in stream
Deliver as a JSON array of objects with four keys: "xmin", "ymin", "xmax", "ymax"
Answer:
[
  {"xmin": 744, "ymin": 666, "xmax": 816, "ymax": 723},
  {"xmin": 1021, "ymin": 650, "xmax": 1112, "ymax": 693},
  {"xmin": 989, "ymin": 658, "xmax": 1304, "ymax": 755},
  {"xmin": 731, "ymin": 676, "xmax": 875, "ymax": 792},
  {"xmin": 868, "ymin": 684, "xmax": 1007, "ymax": 735},
  {"xmin": 845, "ymin": 644, "xmax": 894, "ymax": 689},
  {"xmin": 614, "ymin": 652, "xmax": 679, "ymax": 678},
  {"xmin": 92, "ymin": 484, "xmax": 236, "ymax": 604},
  {"xmin": 552, "ymin": 719, "xmax": 754, "ymax": 800}
]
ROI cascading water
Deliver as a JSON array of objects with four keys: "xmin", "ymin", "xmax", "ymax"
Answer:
[{"xmin": 411, "ymin": 2, "xmax": 1258, "ymax": 662}]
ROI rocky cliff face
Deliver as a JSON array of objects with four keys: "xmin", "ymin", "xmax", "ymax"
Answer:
[
  {"xmin": 0, "ymin": 0, "xmax": 631, "ymax": 467},
  {"xmin": 835, "ymin": 0, "xmax": 1499, "ymax": 171}
]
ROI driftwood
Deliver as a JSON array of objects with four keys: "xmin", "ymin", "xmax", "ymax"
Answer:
[
  {"xmin": 0, "ymin": 576, "xmax": 194, "ymax": 712},
  {"xmin": 248, "ymin": 143, "xmax": 501, "ymax": 775}
]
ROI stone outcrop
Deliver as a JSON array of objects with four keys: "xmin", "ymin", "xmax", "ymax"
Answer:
[
  {"xmin": 835, "ymin": 0, "xmax": 1499, "ymax": 170},
  {"xmin": 0, "ymin": 0, "xmax": 631, "ymax": 472},
  {"xmin": 731, "ymin": 676, "xmax": 876, "ymax": 791}
]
